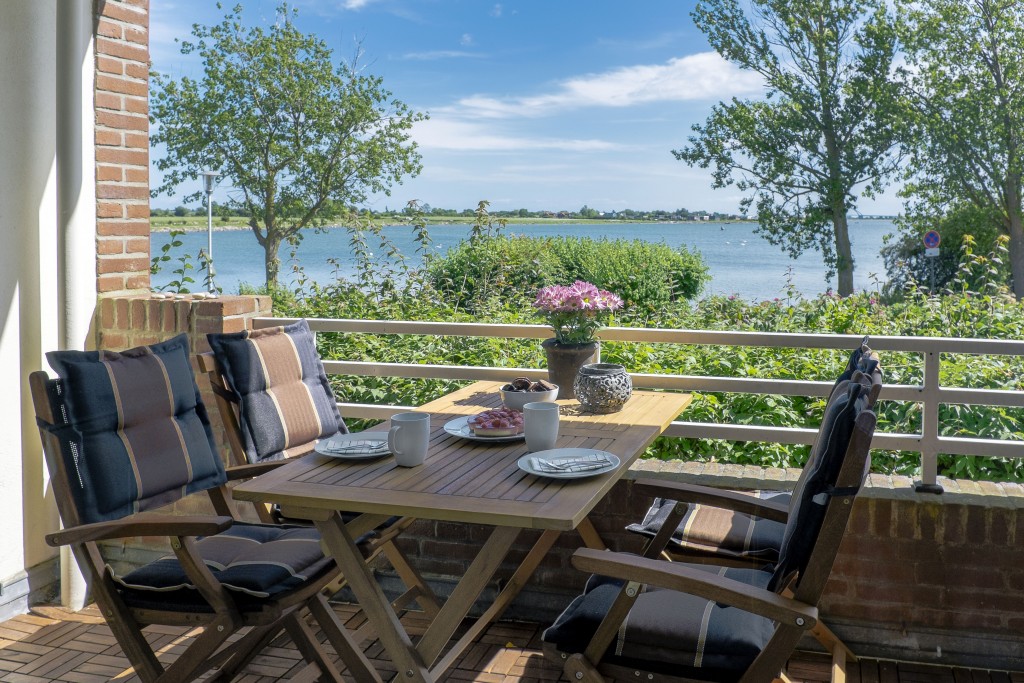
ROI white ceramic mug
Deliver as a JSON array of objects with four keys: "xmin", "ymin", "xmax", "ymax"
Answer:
[
  {"xmin": 388, "ymin": 412, "xmax": 431, "ymax": 466},
  {"xmin": 524, "ymin": 402, "xmax": 560, "ymax": 452}
]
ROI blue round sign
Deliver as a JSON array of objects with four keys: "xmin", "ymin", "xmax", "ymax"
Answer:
[{"xmin": 923, "ymin": 230, "xmax": 941, "ymax": 248}]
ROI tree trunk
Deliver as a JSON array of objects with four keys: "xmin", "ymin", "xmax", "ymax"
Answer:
[
  {"xmin": 1006, "ymin": 177, "xmax": 1024, "ymax": 298},
  {"xmin": 264, "ymin": 233, "xmax": 282, "ymax": 289},
  {"xmin": 832, "ymin": 208, "xmax": 854, "ymax": 296}
]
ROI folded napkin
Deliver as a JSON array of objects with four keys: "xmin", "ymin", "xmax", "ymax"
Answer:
[
  {"xmin": 530, "ymin": 453, "xmax": 613, "ymax": 473},
  {"xmin": 321, "ymin": 437, "xmax": 389, "ymax": 455}
]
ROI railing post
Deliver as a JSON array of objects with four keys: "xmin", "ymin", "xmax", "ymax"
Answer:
[{"xmin": 916, "ymin": 350, "xmax": 944, "ymax": 493}]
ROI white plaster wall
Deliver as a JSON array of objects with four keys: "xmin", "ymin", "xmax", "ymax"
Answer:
[{"xmin": 0, "ymin": 2, "xmax": 62, "ymax": 585}]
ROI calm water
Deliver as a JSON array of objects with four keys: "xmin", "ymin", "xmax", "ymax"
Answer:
[{"xmin": 151, "ymin": 219, "xmax": 895, "ymax": 301}]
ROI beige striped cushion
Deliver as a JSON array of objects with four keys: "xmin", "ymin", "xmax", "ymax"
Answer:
[{"xmin": 207, "ymin": 319, "xmax": 346, "ymax": 463}]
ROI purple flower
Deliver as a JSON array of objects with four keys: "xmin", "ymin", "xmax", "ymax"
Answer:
[{"xmin": 534, "ymin": 281, "xmax": 624, "ymax": 344}]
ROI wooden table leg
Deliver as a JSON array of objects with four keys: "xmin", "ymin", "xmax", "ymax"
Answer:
[
  {"xmin": 576, "ymin": 517, "xmax": 607, "ymax": 550},
  {"xmin": 315, "ymin": 511, "xmax": 433, "ymax": 683},
  {"xmin": 417, "ymin": 525, "xmax": 521, "ymax": 667},
  {"xmin": 429, "ymin": 529, "xmax": 562, "ymax": 678}
]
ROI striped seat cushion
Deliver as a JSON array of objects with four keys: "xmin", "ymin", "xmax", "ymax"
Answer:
[
  {"xmin": 112, "ymin": 523, "xmax": 335, "ymax": 612},
  {"xmin": 543, "ymin": 567, "xmax": 775, "ymax": 681},
  {"xmin": 207, "ymin": 319, "xmax": 346, "ymax": 464},
  {"xmin": 626, "ymin": 491, "xmax": 790, "ymax": 563},
  {"xmin": 45, "ymin": 334, "xmax": 226, "ymax": 524}
]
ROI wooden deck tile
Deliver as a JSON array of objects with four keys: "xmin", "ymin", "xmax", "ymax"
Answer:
[{"xmin": 0, "ymin": 605, "xmax": 1016, "ymax": 683}]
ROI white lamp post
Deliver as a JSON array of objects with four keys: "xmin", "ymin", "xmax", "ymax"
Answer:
[{"xmin": 201, "ymin": 170, "xmax": 220, "ymax": 293}]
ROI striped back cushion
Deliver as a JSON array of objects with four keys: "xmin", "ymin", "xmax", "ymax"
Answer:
[
  {"xmin": 207, "ymin": 319, "xmax": 346, "ymax": 464},
  {"xmin": 46, "ymin": 334, "xmax": 226, "ymax": 524}
]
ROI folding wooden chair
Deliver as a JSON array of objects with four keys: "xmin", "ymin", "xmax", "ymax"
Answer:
[
  {"xmin": 31, "ymin": 334, "xmax": 381, "ymax": 683},
  {"xmin": 624, "ymin": 341, "xmax": 880, "ymax": 678},
  {"xmin": 543, "ymin": 361, "xmax": 880, "ymax": 683},
  {"xmin": 201, "ymin": 319, "xmax": 440, "ymax": 620}
]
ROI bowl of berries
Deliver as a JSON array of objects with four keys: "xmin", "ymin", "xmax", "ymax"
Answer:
[{"xmin": 499, "ymin": 377, "xmax": 559, "ymax": 412}]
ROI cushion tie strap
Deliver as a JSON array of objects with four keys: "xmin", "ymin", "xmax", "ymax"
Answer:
[
  {"xmin": 210, "ymin": 381, "xmax": 240, "ymax": 404},
  {"xmin": 811, "ymin": 486, "xmax": 860, "ymax": 505},
  {"xmin": 35, "ymin": 416, "xmax": 77, "ymax": 439}
]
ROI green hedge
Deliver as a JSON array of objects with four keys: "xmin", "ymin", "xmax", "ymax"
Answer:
[{"xmin": 426, "ymin": 234, "xmax": 710, "ymax": 314}]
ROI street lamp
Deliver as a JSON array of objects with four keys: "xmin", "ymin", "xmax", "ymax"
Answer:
[{"xmin": 201, "ymin": 170, "xmax": 220, "ymax": 293}]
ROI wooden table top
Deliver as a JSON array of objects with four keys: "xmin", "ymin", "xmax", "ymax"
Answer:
[{"xmin": 233, "ymin": 381, "xmax": 692, "ymax": 531}]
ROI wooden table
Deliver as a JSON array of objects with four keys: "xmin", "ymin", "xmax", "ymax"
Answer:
[{"xmin": 233, "ymin": 381, "xmax": 691, "ymax": 683}]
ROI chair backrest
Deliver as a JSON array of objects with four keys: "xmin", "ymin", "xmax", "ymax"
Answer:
[
  {"xmin": 205, "ymin": 319, "xmax": 347, "ymax": 465},
  {"xmin": 769, "ymin": 366, "xmax": 879, "ymax": 592},
  {"xmin": 788, "ymin": 340, "xmax": 880, "ymax": 516},
  {"xmin": 35, "ymin": 334, "xmax": 226, "ymax": 526}
]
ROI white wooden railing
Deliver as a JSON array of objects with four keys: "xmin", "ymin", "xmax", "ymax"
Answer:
[{"xmin": 256, "ymin": 317, "xmax": 1024, "ymax": 490}]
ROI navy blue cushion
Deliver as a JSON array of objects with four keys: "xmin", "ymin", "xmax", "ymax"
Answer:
[
  {"xmin": 543, "ymin": 567, "xmax": 775, "ymax": 682},
  {"xmin": 771, "ymin": 380, "xmax": 867, "ymax": 591},
  {"xmin": 113, "ymin": 523, "xmax": 335, "ymax": 612},
  {"xmin": 208, "ymin": 319, "xmax": 346, "ymax": 464},
  {"xmin": 46, "ymin": 334, "xmax": 226, "ymax": 524}
]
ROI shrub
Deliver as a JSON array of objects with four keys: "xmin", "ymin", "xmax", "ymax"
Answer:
[
  {"xmin": 427, "ymin": 234, "xmax": 709, "ymax": 314},
  {"xmin": 881, "ymin": 204, "xmax": 1006, "ymax": 297}
]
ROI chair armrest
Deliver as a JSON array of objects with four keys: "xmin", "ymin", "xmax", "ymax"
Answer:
[
  {"xmin": 45, "ymin": 515, "xmax": 234, "ymax": 547},
  {"xmin": 632, "ymin": 478, "xmax": 790, "ymax": 523},
  {"xmin": 224, "ymin": 461, "xmax": 286, "ymax": 481},
  {"xmin": 571, "ymin": 548, "xmax": 817, "ymax": 629}
]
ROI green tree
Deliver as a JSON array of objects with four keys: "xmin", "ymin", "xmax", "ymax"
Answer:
[
  {"xmin": 676, "ymin": 0, "xmax": 903, "ymax": 296},
  {"xmin": 896, "ymin": 0, "xmax": 1024, "ymax": 298},
  {"xmin": 150, "ymin": 3, "xmax": 426, "ymax": 288}
]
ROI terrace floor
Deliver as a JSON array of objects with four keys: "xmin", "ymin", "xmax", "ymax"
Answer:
[{"xmin": 1, "ymin": 603, "xmax": 1021, "ymax": 683}]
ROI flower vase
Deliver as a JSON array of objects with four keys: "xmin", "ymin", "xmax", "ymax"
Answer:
[{"xmin": 542, "ymin": 339, "xmax": 600, "ymax": 399}]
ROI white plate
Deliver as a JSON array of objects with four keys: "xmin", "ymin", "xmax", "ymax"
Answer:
[
  {"xmin": 443, "ymin": 416, "xmax": 525, "ymax": 443},
  {"xmin": 517, "ymin": 449, "xmax": 620, "ymax": 479},
  {"xmin": 314, "ymin": 433, "xmax": 390, "ymax": 460}
]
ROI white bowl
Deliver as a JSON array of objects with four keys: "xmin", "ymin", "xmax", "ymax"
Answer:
[{"xmin": 500, "ymin": 385, "xmax": 559, "ymax": 411}]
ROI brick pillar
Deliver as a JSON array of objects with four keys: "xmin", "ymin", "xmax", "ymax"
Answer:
[{"xmin": 94, "ymin": 0, "xmax": 151, "ymax": 294}]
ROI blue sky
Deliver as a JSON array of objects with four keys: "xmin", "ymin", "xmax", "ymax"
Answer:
[{"xmin": 148, "ymin": 0, "xmax": 902, "ymax": 215}]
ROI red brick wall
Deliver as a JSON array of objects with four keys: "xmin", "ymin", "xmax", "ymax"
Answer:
[{"xmin": 95, "ymin": 0, "xmax": 151, "ymax": 294}]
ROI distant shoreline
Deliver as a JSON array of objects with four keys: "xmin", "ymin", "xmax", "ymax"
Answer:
[{"xmin": 149, "ymin": 216, "xmax": 894, "ymax": 234}]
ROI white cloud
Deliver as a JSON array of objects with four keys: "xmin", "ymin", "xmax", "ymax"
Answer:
[
  {"xmin": 147, "ymin": 4, "xmax": 196, "ymax": 73},
  {"xmin": 491, "ymin": 4, "xmax": 503, "ymax": 18},
  {"xmin": 342, "ymin": 0, "xmax": 377, "ymax": 9},
  {"xmin": 460, "ymin": 33, "xmax": 474, "ymax": 46},
  {"xmin": 448, "ymin": 52, "xmax": 764, "ymax": 119},
  {"xmin": 412, "ymin": 118, "xmax": 621, "ymax": 152}
]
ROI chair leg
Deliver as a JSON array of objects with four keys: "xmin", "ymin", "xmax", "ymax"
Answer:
[
  {"xmin": 207, "ymin": 622, "xmax": 283, "ymax": 680},
  {"xmin": 564, "ymin": 653, "xmax": 607, "ymax": 683},
  {"xmin": 382, "ymin": 541, "xmax": 442, "ymax": 618},
  {"xmin": 810, "ymin": 619, "xmax": 857, "ymax": 663},
  {"xmin": 283, "ymin": 609, "xmax": 347, "ymax": 683},
  {"xmin": 831, "ymin": 640, "xmax": 848, "ymax": 683},
  {"xmin": 154, "ymin": 615, "xmax": 238, "ymax": 683},
  {"xmin": 307, "ymin": 593, "xmax": 384, "ymax": 683},
  {"xmin": 90, "ymin": 583, "xmax": 165, "ymax": 682}
]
